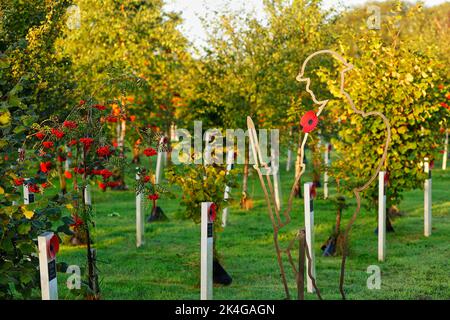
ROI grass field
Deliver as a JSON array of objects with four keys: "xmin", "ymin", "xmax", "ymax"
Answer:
[{"xmin": 52, "ymin": 156, "xmax": 449, "ymax": 300}]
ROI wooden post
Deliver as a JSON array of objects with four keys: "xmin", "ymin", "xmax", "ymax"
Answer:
[
  {"xmin": 303, "ymin": 183, "xmax": 316, "ymax": 293},
  {"xmin": 38, "ymin": 232, "xmax": 59, "ymax": 300},
  {"xmin": 222, "ymin": 149, "xmax": 234, "ymax": 227},
  {"xmin": 378, "ymin": 171, "xmax": 386, "ymax": 262},
  {"xmin": 424, "ymin": 158, "xmax": 432, "ymax": 237},
  {"xmin": 443, "ymin": 130, "xmax": 448, "ymax": 170},
  {"xmin": 201, "ymin": 202, "xmax": 214, "ymax": 300},
  {"xmin": 298, "ymin": 230, "xmax": 306, "ymax": 300},
  {"xmin": 84, "ymin": 184, "xmax": 92, "ymax": 206},
  {"xmin": 323, "ymin": 143, "xmax": 330, "ymax": 199},
  {"xmin": 23, "ymin": 180, "xmax": 35, "ymax": 204},
  {"xmin": 136, "ymin": 169, "xmax": 144, "ymax": 247}
]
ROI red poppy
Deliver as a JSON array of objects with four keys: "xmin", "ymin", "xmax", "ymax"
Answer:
[
  {"xmin": 300, "ymin": 111, "xmax": 319, "ymax": 133},
  {"xmin": 446, "ymin": 93, "xmax": 450, "ymax": 100},
  {"xmin": 79, "ymin": 137, "xmax": 94, "ymax": 150},
  {"xmin": 14, "ymin": 178, "xmax": 25, "ymax": 186},
  {"xmin": 438, "ymin": 84, "xmax": 444, "ymax": 90},
  {"xmin": 100, "ymin": 169, "xmax": 113, "ymax": 179},
  {"xmin": 28, "ymin": 183, "xmax": 40, "ymax": 193},
  {"xmin": 36, "ymin": 132, "xmax": 45, "ymax": 140},
  {"xmin": 57, "ymin": 155, "xmax": 66, "ymax": 163},
  {"xmin": 143, "ymin": 148, "xmax": 157, "ymax": 157},
  {"xmin": 79, "ymin": 100, "xmax": 86, "ymax": 106},
  {"xmin": 41, "ymin": 182, "xmax": 50, "ymax": 189},
  {"xmin": 42, "ymin": 141, "xmax": 54, "ymax": 149},
  {"xmin": 129, "ymin": 115, "xmax": 136, "ymax": 122},
  {"xmin": 148, "ymin": 194, "xmax": 159, "ymax": 201},
  {"xmin": 440, "ymin": 102, "xmax": 449, "ymax": 108},
  {"xmin": 67, "ymin": 151, "xmax": 73, "ymax": 158},
  {"xmin": 98, "ymin": 182, "xmax": 107, "ymax": 190},
  {"xmin": 40, "ymin": 161, "xmax": 52, "ymax": 173},
  {"xmin": 51, "ymin": 128, "xmax": 65, "ymax": 139},
  {"xmin": 68, "ymin": 139, "xmax": 78, "ymax": 146},
  {"xmin": 107, "ymin": 181, "xmax": 120, "ymax": 188},
  {"xmin": 106, "ymin": 115, "xmax": 118, "ymax": 123},
  {"xmin": 143, "ymin": 175, "xmax": 151, "ymax": 183},
  {"xmin": 112, "ymin": 140, "xmax": 118, "ymax": 148},
  {"xmin": 73, "ymin": 167, "xmax": 85, "ymax": 174},
  {"xmin": 209, "ymin": 203, "xmax": 217, "ymax": 222},
  {"xmin": 70, "ymin": 215, "xmax": 84, "ymax": 228},
  {"xmin": 64, "ymin": 171, "xmax": 73, "ymax": 179},
  {"xmin": 96, "ymin": 146, "xmax": 112, "ymax": 157},
  {"xmin": 93, "ymin": 104, "xmax": 106, "ymax": 111},
  {"xmin": 63, "ymin": 121, "xmax": 78, "ymax": 129},
  {"xmin": 310, "ymin": 184, "xmax": 317, "ymax": 199}
]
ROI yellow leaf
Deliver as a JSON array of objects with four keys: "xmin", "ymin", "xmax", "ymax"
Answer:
[{"xmin": 23, "ymin": 210, "xmax": 35, "ymax": 219}]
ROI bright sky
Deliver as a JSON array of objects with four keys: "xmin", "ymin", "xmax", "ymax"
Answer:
[{"xmin": 164, "ymin": 0, "xmax": 448, "ymax": 50}]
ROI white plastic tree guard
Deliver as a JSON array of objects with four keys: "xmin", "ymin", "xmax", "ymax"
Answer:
[
  {"xmin": 222, "ymin": 149, "xmax": 235, "ymax": 227},
  {"xmin": 136, "ymin": 170, "xmax": 144, "ymax": 247},
  {"xmin": 272, "ymin": 147, "xmax": 282, "ymax": 211},
  {"xmin": 424, "ymin": 158, "xmax": 432, "ymax": 237},
  {"xmin": 378, "ymin": 171, "xmax": 386, "ymax": 262},
  {"xmin": 84, "ymin": 184, "xmax": 92, "ymax": 206},
  {"xmin": 23, "ymin": 180, "xmax": 35, "ymax": 204},
  {"xmin": 201, "ymin": 202, "xmax": 214, "ymax": 300},
  {"xmin": 38, "ymin": 232, "xmax": 59, "ymax": 300},
  {"xmin": 303, "ymin": 182, "xmax": 316, "ymax": 293},
  {"xmin": 155, "ymin": 137, "xmax": 166, "ymax": 184}
]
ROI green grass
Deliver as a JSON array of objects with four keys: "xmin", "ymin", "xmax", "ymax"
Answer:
[{"xmin": 53, "ymin": 158, "xmax": 449, "ymax": 300}]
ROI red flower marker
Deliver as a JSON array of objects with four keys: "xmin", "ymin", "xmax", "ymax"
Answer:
[
  {"xmin": 28, "ymin": 183, "xmax": 40, "ymax": 193},
  {"xmin": 64, "ymin": 171, "xmax": 73, "ymax": 179},
  {"xmin": 63, "ymin": 121, "xmax": 78, "ymax": 129},
  {"xmin": 42, "ymin": 141, "xmax": 54, "ymax": 149},
  {"xmin": 98, "ymin": 182, "xmax": 107, "ymax": 191},
  {"xmin": 310, "ymin": 184, "xmax": 317, "ymax": 199},
  {"xmin": 36, "ymin": 132, "xmax": 45, "ymax": 140},
  {"xmin": 100, "ymin": 169, "xmax": 113, "ymax": 179},
  {"xmin": 51, "ymin": 128, "xmax": 65, "ymax": 139},
  {"xmin": 48, "ymin": 234, "xmax": 59, "ymax": 259},
  {"xmin": 79, "ymin": 137, "xmax": 94, "ymax": 150},
  {"xmin": 96, "ymin": 146, "xmax": 112, "ymax": 157},
  {"xmin": 93, "ymin": 104, "xmax": 106, "ymax": 111},
  {"xmin": 106, "ymin": 115, "xmax": 118, "ymax": 123},
  {"xmin": 209, "ymin": 203, "xmax": 217, "ymax": 222},
  {"xmin": 143, "ymin": 148, "xmax": 157, "ymax": 157},
  {"xmin": 148, "ymin": 194, "xmax": 159, "ymax": 201},
  {"xmin": 300, "ymin": 111, "xmax": 319, "ymax": 133},
  {"xmin": 14, "ymin": 178, "xmax": 25, "ymax": 186}
]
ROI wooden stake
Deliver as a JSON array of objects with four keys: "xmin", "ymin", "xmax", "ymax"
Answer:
[
  {"xmin": 424, "ymin": 158, "xmax": 432, "ymax": 237},
  {"xmin": 136, "ymin": 170, "xmax": 144, "ymax": 247},
  {"xmin": 298, "ymin": 230, "xmax": 306, "ymax": 300},
  {"xmin": 378, "ymin": 171, "xmax": 386, "ymax": 262},
  {"xmin": 38, "ymin": 232, "xmax": 58, "ymax": 300},
  {"xmin": 201, "ymin": 202, "xmax": 214, "ymax": 300},
  {"xmin": 304, "ymin": 183, "xmax": 316, "ymax": 293},
  {"xmin": 324, "ymin": 143, "xmax": 330, "ymax": 199},
  {"xmin": 443, "ymin": 131, "xmax": 448, "ymax": 170}
]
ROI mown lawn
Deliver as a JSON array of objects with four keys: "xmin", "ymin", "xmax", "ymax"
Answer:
[{"xmin": 52, "ymin": 156, "xmax": 449, "ymax": 300}]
